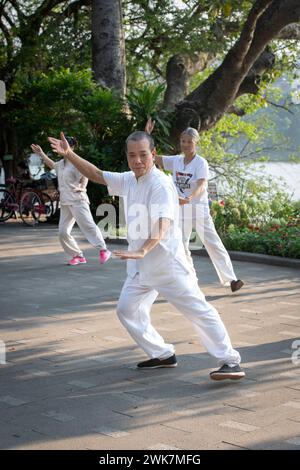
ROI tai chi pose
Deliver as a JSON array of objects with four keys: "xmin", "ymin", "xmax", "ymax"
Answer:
[
  {"xmin": 31, "ymin": 138, "xmax": 111, "ymax": 266},
  {"xmin": 149, "ymin": 123, "xmax": 243, "ymax": 293},
  {"xmin": 48, "ymin": 130, "xmax": 245, "ymax": 381}
]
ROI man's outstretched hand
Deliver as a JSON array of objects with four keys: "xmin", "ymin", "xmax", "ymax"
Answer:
[
  {"xmin": 114, "ymin": 249, "xmax": 146, "ymax": 260},
  {"xmin": 48, "ymin": 132, "xmax": 71, "ymax": 157}
]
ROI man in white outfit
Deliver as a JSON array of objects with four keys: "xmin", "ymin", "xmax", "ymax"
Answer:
[{"xmin": 48, "ymin": 131, "xmax": 245, "ymax": 380}]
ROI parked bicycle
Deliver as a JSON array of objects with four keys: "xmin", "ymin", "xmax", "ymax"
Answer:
[{"xmin": 0, "ymin": 175, "xmax": 57, "ymax": 226}]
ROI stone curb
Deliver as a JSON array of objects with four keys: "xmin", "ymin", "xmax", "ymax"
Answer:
[{"xmin": 105, "ymin": 238, "xmax": 300, "ymax": 269}]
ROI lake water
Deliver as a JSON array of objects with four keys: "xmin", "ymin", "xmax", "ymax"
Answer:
[
  {"xmin": 247, "ymin": 162, "xmax": 300, "ymax": 201},
  {"xmin": 210, "ymin": 162, "xmax": 300, "ymax": 201}
]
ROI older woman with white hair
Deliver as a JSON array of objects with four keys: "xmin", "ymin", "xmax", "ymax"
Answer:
[{"xmin": 149, "ymin": 122, "xmax": 243, "ymax": 292}]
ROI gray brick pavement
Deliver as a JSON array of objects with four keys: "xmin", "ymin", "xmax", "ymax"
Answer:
[{"xmin": 0, "ymin": 221, "xmax": 300, "ymax": 450}]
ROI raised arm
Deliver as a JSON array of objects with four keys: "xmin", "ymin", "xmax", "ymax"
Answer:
[
  {"xmin": 144, "ymin": 118, "xmax": 164, "ymax": 168},
  {"xmin": 48, "ymin": 132, "xmax": 107, "ymax": 185},
  {"xmin": 189, "ymin": 178, "xmax": 207, "ymax": 200},
  {"xmin": 31, "ymin": 144, "xmax": 55, "ymax": 170}
]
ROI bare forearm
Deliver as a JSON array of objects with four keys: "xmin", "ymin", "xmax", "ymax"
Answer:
[
  {"xmin": 190, "ymin": 186, "xmax": 205, "ymax": 199},
  {"xmin": 66, "ymin": 149, "xmax": 106, "ymax": 185},
  {"xmin": 140, "ymin": 218, "xmax": 170, "ymax": 255},
  {"xmin": 114, "ymin": 218, "xmax": 172, "ymax": 260},
  {"xmin": 40, "ymin": 152, "xmax": 55, "ymax": 170},
  {"xmin": 190, "ymin": 180, "xmax": 206, "ymax": 200}
]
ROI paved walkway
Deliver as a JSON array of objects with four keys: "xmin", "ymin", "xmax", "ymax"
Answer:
[{"xmin": 0, "ymin": 221, "xmax": 300, "ymax": 450}]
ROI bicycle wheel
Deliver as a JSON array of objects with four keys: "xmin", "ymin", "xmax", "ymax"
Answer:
[
  {"xmin": 0, "ymin": 189, "xmax": 15, "ymax": 222},
  {"xmin": 19, "ymin": 191, "xmax": 42, "ymax": 226},
  {"xmin": 40, "ymin": 192, "xmax": 54, "ymax": 221}
]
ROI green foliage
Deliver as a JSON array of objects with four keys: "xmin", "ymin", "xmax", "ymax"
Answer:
[
  {"xmin": 0, "ymin": 1, "xmax": 91, "ymax": 78},
  {"xmin": 127, "ymin": 84, "xmax": 165, "ymax": 122},
  {"xmin": 1, "ymin": 0, "xmax": 299, "ymax": 237},
  {"xmin": 4, "ymin": 68, "xmax": 132, "ymax": 210},
  {"xmin": 221, "ymin": 225, "xmax": 300, "ymax": 259},
  {"xmin": 210, "ymin": 173, "xmax": 300, "ymax": 258},
  {"xmin": 124, "ymin": 0, "xmax": 254, "ymax": 87},
  {"xmin": 188, "ymin": 62, "xmax": 299, "ymax": 174},
  {"xmin": 198, "ymin": 95, "xmax": 291, "ymax": 170},
  {"xmin": 40, "ymin": 8, "xmax": 91, "ymax": 71},
  {"xmin": 127, "ymin": 84, "xmax": 173, "ymax": 153},
  {"xmin": 211, "ymin": 174, "xmax": 298, "ymax": 233},
  {"xmin": 9, "ymin": 69, "xmax": 128, "ymax": 150}
]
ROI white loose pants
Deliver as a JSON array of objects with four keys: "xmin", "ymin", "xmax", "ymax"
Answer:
[
  {"xmin": 116, "ymin": 261, "xmax": 241, "ymax": 366},
  {"xmin": 59, "ymin": 203, "xmax": 106, "ymax": 257},
  {"xmin": 181, "ymin": 204, "xmax": 237, "ymax": 286}
]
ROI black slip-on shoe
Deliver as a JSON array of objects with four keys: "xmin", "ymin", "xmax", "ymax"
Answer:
[
  {"xmin": 137, "ymin": 354, "xmax": 177, "ymax": 369},
  {"xmin": 231, "ymin": 279, "xmax": 244, "ymax": 292},
  {"xmin": 210, "ymin": 364, "xmax": 245, "ymax": 381}
]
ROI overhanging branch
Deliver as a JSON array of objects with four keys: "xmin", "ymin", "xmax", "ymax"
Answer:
[
  {"xmin": 171, "ymin": 0, "xmax": 300, "ymax": 143},
  {"xmin": 277, "ymin": 23, "xmax": 300, "ymax": 40}
]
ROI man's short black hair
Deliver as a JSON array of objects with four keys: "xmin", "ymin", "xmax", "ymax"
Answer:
[{"xmin": 125, "ymin": 131, "xmax": 155, "ymax": 152}]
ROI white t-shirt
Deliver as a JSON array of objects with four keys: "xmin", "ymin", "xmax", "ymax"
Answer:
[
  {"xmin": 162, "ymin": 154, "xmax": 209, "ymax": 203},
  {"xmin": 103, "ymin": 166, "xmax": 190, "ymax": 286},
  {"xmin": 54, "ymin": 159, "xmax": 89, "ymax": 205}
]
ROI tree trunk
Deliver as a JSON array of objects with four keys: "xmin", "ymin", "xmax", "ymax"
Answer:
[
  {"xmin": 92, "ymin": 0, "xmax": 126, "ymax": 97},
  {"xmin": 163, "ymin": 53, "xmax": 214, "ymax": 111},
  {"xmin": 171, "ymin": 0, "xmax": 300, "ymax": 146}
]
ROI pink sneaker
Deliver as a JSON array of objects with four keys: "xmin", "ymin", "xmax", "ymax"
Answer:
[
  {"xmin": 99, "ymin": 249, "xmax": 111, "ymax": 264},
  {"xmin": 68, "ymin": 256, "xmax": 87, "ymax": 265}
]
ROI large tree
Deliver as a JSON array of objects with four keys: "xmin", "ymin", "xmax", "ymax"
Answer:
[
  {"xmin": 92, "ymin": 0, "xmax": 126, "ymax": 97},
  {"xmin": 1, "ymin": 0, "xmax": 300, "ymax": 165},
  {"xmin": 121, "ymin": 0, "xmax": 300, "ymax": 145}
]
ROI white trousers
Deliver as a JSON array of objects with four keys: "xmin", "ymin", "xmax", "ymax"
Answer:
[
  {"xmin": 116, "ymin": 262, "xmax": 241, "ymax": 366},
  {"xmin": 181, "ymin": 205, "xmax": 237, "ymax": 286},
  {"xmin": 59, "ymin": 203, "xmax": 106, "ymax": 257}
]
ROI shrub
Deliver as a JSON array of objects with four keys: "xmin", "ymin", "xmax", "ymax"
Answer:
[
  {"xmin": 6, "ymin": 68, "xmax": 133, "ymax": 211},
  {"xmin": 221, "ymin": 225, "xmax": 300, "ymax": 258}
]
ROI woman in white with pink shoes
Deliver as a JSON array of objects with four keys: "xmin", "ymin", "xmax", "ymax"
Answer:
[
  {"xmin": 31, "ymin": 138, "xmax": 111, "ymax": 266},
  {"xmin": 149, "ymin": 123, "xmax": 243, "ymax": 293}
]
